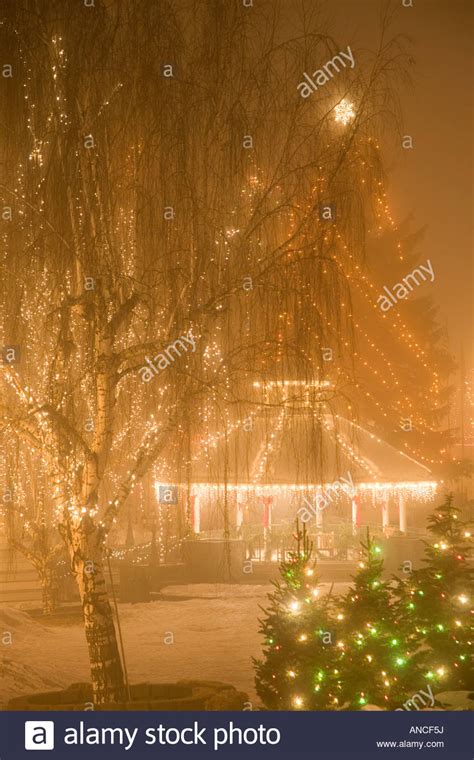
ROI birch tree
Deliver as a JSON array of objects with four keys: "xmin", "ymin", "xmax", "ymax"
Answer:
[
  {"xmin": 1, "ymin": 444, "xmax": 63, "ymax": 615},
  {"xmin": 0, "ymin": 0, "xmax": 407, "ymax": 703}
]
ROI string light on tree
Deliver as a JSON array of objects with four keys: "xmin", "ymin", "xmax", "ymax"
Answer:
[{"xmin": 334, "ymin": 98, "xmax": 355, "ymax": 125}]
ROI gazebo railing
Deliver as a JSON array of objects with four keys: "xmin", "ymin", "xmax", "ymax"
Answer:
[{"xmin": 242, "ymin": 520, "xmax": 429, "ymax": 563}]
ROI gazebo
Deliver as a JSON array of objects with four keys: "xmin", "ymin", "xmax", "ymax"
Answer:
[{"xmin": 154, "ymin": 401, "xmax": 438, "ymax": 548}]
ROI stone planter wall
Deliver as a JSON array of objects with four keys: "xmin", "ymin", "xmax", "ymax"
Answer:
[{"xmin": 7, "ymin": 680, "xmax": 248, "ymax": 711}]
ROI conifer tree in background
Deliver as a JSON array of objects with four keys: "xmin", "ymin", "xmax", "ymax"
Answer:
[
  {"xmin": 254, "ymin": 521, "xmax": 339, "ymax": 710},
  {"xmin": 354, "ymin": 223, "xmax": 455, "ymax": 473},
  {"xmin": 394, "ymin": 495, "xmax": 473, "ymax": 691},
  {"xmin": 336, "ymin": 530, "xmax": 426, "ymax": 709}
]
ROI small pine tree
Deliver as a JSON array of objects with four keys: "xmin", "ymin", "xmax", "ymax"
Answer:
[
  {"xmin": 337, "ymin": 530, "xmax": 423, "ymax": 709},
  {"xmin": 253, "ymin": 520, "xmax": 339, "ymax": 710},
  {"xmin": 394, "ymin": 495, "xmax": 473, "ymax": 691}
]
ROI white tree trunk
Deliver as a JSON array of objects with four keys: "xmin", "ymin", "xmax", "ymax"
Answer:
[{"xmin": 69, "ymin": 521, "xmax": 125, "ymax": 705}]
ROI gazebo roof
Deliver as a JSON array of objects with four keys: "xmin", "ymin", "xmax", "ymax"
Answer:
[{"xmin": 169, "ymin": 410, "xmax": 435, "ymax": 493}]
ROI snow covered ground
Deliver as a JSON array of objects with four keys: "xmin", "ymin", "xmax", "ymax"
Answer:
[
  {"xmin": 2, "ymin": 583, "xmax": 309, "ymax": 708},
  {"xmin": 1, "ymin": 583, "xmax": 471, "ymax": 711}
]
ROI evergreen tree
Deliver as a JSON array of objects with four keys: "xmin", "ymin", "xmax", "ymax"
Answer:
[
  {"xmin": 354, "ymin": 222, "xmax": 456, "ymax": 472},
  {"xmin": 254, "ymin": 521, "xmax": 339, "ymax": 710},
  {"xmin": 394, "ymin": 495, "xmax": 473, "ymax": 691},
  {"xmin": 336, "ymin": 530, "xmax": 424, "ymax": 709}
]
